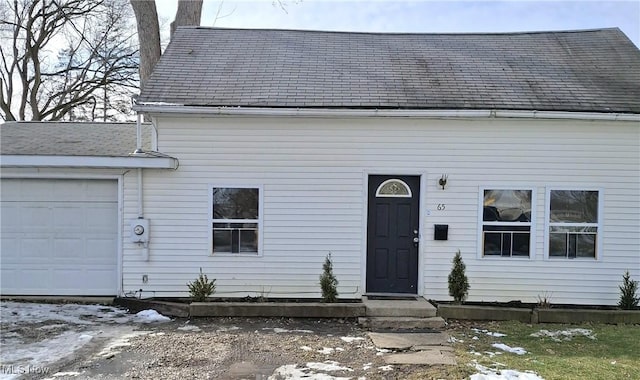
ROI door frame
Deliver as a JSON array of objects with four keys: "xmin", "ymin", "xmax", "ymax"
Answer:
[
  {"xmin": 361, "ymin": 170, "xmax": 427, "ymax": 296},
  {"xmin": 0, "ymin": 172, "xmax": 124, "ymax": 296}
]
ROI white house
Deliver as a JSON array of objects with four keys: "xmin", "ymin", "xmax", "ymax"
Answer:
[{"xmin": 1, "ymin": 27, "xmax": 639, "ymax": 305}]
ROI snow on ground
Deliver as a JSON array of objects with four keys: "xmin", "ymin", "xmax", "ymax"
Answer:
[
  {"xmin": 262, "ymin": 327, "xmax": 315, "ymax": 334},
  {"xmin": 133, "ymin": 309, "xmax": 171, "ymax": 323},
  {"xmin": 269, "ymin": 361, "xmax": 354, "ymax": 380},
  {"xmin": 470, "ymin": 362, "xmax": 544, "ymax": 380},
  {"xmin": 472, "ymin": 328, "xmax": 507, "ymax": 337},
  {"xmin": 177, "ymin": 325, "xmax": 201, "ymax": 332},
  {"xmin": 1, "ymin": 331, "xmax": 94, "ymax": 379},
  {"xmin": 491, "ymin": 343, "xmax": 527, "ymax": 355},
  {"xmin": 530, "ymin": 328, "xmax": 596, "ymax": 342},
  {"xmin": 0, "ymin": 302, "xmax": 130, "ymax": 325},
  {"xmin": 340, "ymin": 336, "xmax": 365, "ymax": 343},
  {"xmin": 0, "ymin": 302, "xmax": 171, "ymax": 380}
]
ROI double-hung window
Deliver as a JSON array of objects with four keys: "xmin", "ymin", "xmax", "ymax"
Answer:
[
  {"xmin": 548, "ymin": 190, "xmax": 599, "ymax": 259},
  {"xmin": 211, "ymin": 187, "xmax": 261, "ymax": 255},
  {"xmin": 481, "ymin": 189, "xmax": 533, "ymax": 258}
]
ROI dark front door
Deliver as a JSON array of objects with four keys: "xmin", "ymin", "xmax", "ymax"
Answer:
[{"xmin": 366, "ymin": 175, "xmax": 420, "ymax": 294}]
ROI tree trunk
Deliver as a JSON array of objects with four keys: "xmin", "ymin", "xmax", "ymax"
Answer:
[
  {"xmin": 130, "ymin": 0, "xmax": 161, "ymax": 91},
  {"xmin": 170, "ymin": 0, "xmax": 203, "ymax": 40}
]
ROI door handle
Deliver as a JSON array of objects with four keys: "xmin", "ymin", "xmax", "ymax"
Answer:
[{"xmin": 413, "ymin": 237, "xmax": 419, "ymax": 243}]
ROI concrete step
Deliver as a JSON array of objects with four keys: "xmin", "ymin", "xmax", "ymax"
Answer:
[
  {"xmin": 362, "ymin": 297, "xmax": 437, "ymax": 318},
  {"xmin": 358, "ymin": 316, "xmax": 446, "ymax": 330}
]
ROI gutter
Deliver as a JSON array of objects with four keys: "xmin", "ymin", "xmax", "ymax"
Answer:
[
  {"xmin": 0, "ymin": 155, "xmax": 179, "ymax": 169},
  {"xmin": 133, "ymin": 104, "xmax": 640, "ymax": 122}
]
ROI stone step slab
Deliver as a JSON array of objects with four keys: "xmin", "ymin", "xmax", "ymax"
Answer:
[
  {"xmin": 367, "ymin": 331, "xmax": 449, "ymax": 350},
  {"xmin": 358, "ymin": 316, "xmax": 446, "ymax": 330},
  {"xmin": 384, "ymin": 348, "xmax": 457, "ymax": 365}
]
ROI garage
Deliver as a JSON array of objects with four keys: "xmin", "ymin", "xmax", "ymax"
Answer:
[{"xmin": 1, "ymin": 178, "xmax": 119, "ymax": 296}]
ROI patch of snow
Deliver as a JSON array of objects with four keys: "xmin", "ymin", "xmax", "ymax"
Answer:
[
  {"xmin": 375, "ymin": 348, "xmax": 392, "ymax": 356},
  {"xmin": 335, "ymin": 347, "xmax": 345, "ymax": 352},
  {"xmin": 0, "ymin": 302, "xmax": 129, "ymax": 326},
  {"xmin": 472, "ymin": 328, "xmax": 507, "ymax": 337},
  {"xmin": 530, "ymin": 329, "xmax": 595, "ymax": 342},
  {"xmin": 37, "ymin": 324, "xmax": 68, "ymax": 331},
  {"xmin": 378, "ymin": 365, "xmax": 393, "ymax": 371},
  {"xmin": 470, "ymin": 363, "xmax": 544, "ymax": 380},
  {"xmin": 216, "ymin": 326, "xmax": 240, "ymax": 332},
  {"xmin": 177, "ymin": 325, "xmax": 201, "ymax": 332},
  {"xmin": 301, "ymin": 346, "xmax": 313, "ymax": 351},
  {"xmin": 306, "ymin": 361, "xmax": 353, "ymax": 372},
  {"xmin": 264, "ymin": 327, "xmax": 314, "ymax": 334},
  {"xmin": 448, "ymin": 336, "xmax": 464, "ymax": 343},
  {"xmin": 1, "ymin": 331, "xmax": 95, "ymax": 370},
  {"xmin": 318, "ymin": 347, "xmax": 335, "ymax": 355},
  {"xmin": 363, "ymin": 363, "xmax": 373, "ymax": 370},
  {"xmin": 133, "ymin": 309, "xmax": 171, "ymax": 323},
  {"xmin": 268, "ymin": 364, "xmax": 351, "ymax": 380},
  {"xmin": 96, "ymin": 331, "xmax": 149, "ymax": 358},
  {"xmin": 51, "ymin": 371, "xmax": 82, "ymax": 377},
  {"xmin": 341, "ymin": 336, "xmax": 365, "ymax": 343},
  {"xmin": 472, "ymin": 336, "xmax": 480, "ymax": 340},
  {"xmin": 491, "ymin": 343, "xmax": 527, "ymax": 355}
]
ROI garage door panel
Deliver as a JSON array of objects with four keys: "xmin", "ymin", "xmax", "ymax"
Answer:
[
  {"xmin": 53, "ymin": 238, "xmax": 84, "ymax": 259},
  {"xmin": 53, "ymin": 206, "xmax": 85, "ymax": 229},
  {"xmin": 21, "ymin": 237, "xmax": 51, "ymax": 259},
  {"xmin": 1, "ymin": 179, "xmax": 118, "ymax": 296},
  {"xmin": 86, "ymin": 205, "xmax": 118, "ymax": 230},
  {"xmin": 21, "ymin": 204, "xmax": 53, "ymax": 230}
]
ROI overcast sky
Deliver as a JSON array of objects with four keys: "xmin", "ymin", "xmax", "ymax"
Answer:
[{"xmin": 155, "ymin": 0, "xmax": 640, "ymax": 47}]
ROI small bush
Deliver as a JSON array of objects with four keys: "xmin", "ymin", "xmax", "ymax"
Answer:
[
  {"xmin": 448, "ymin": 250, "xmax": 469, "ymax": 304},
  {"xmin": 187, "ymin": 268, "xmax": 216, "ymax": 302},
  {"xmin": 320, "ymin": 253, "xmax": 339, "ymax": 303},
  {"xmin": 618, "ymin": 270, "xmax": 639, "ymax": 310},
  {"xmin": 537, "ymin": 292, "xmax": 553, "ymax": 309}
]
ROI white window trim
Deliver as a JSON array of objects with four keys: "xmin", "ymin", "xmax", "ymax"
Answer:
[
  {"xmin": 208, "ymin": 184, "xmax": 264, "ymax": 257},
  {"xmin": 544, "ymin": 187, "xmax": 603, "ymax": 261},
  {"xmin": 477, "ymin": 186, "xmax": 536, "ymax": 260}
]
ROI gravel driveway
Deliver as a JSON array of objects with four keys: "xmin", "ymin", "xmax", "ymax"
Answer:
[{"xmin": 0, "ymin": 302, "xmax": 428, "ymax": 379}]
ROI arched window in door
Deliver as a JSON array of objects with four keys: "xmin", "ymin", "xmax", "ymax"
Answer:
[{"xmin": 375, "ymin": 179, "xmax": 412, "ymax": 198}]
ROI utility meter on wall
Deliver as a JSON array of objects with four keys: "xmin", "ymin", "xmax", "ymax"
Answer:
[{"xmin": 130, "ymin": 219, "xmax": 149, "ymax": 244}]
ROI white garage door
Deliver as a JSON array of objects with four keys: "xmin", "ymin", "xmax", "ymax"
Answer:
[{"xmin": 1, "ymin": 179, "xmax": 118, "ymax": 295}]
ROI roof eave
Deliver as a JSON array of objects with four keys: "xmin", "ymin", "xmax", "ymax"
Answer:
[
  {"xmin": 133, "ymin": 104, "xmax": 640, "ymax": 122},
  {"xmin": 0, "ymin": 155, "xmax": 179, "ymax": 169}
]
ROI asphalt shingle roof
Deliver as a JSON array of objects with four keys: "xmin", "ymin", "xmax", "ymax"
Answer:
[
  {"xmin": 0, "ymin": 122, "xmax": 153, "ymax": 156},
  {"xmin": 139, "ymin": 27, "xmax": 640, "ymax": 114}
]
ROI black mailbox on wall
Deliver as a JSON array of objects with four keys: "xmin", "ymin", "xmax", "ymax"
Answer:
[{"xmin": 434, "ymin": 224, "xmax": 448, "ymax": 240}]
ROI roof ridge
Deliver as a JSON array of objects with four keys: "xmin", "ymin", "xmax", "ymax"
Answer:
[{"xmin": 175, "ymin": 25, "xmax": 622, "ymax": 37}]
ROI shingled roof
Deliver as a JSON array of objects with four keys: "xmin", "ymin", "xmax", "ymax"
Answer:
[
  {"xmin": 139, "ymin": 27, "xmax": 640, "ymax": 114},
  {"xmin": 0, "ymin": 122, "xmax": 153, "ymax": 156}
]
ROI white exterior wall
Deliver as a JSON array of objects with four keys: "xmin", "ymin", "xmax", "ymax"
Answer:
[{"xmin": 122, "ymin": 115, "xmax": 640, "ymax": 305}]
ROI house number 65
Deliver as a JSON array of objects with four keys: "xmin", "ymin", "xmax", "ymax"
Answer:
[{"xmin": 437, "ymin": 204, "xmax": 446, "ymax": 211}]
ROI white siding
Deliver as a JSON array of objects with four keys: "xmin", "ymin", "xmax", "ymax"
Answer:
[{"xmin": 123, "ymin": 116, "xmax": 640, "ymax": 305}]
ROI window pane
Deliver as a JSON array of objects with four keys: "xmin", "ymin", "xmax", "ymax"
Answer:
[
  {"xmin": 213, "ymin": 188, "xmax": 259, "ymax": 219},
  {"xmin": 483, "ymin": 190, "xmax": 531, "ymax": 222},
  {"xmin": 550, "ymin": 190, "xmax": 598, "ymax": 223},
  {"xmin": 576, "ymin": 233, "xmax": 596, "ymax": 258},
  {"xmin": 213, "ymin": 229, "xmax": 232, "ymax": 253},
  {"xmin": 512, "ymin": 233, "xmax": 530, "ymax": 256},
  {"xmin": 376, "ymin": 179, "xmax": 411, "ymax": 197},
  {"xmin": 484, "ymin": 232, "xmax": 502, "ymax": 256},
  {"xmin": 549, "ymin": 233, "xmax": 567, "ymax": 257},
  {"xmin": 240, "ymin": 229, "xmax": 258, "ymax": 252}
]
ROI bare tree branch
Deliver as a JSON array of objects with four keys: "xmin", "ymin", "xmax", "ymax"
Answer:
[{"xmin": 1, "ymin": 0, "xmax": 139, "ymax": 121}]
